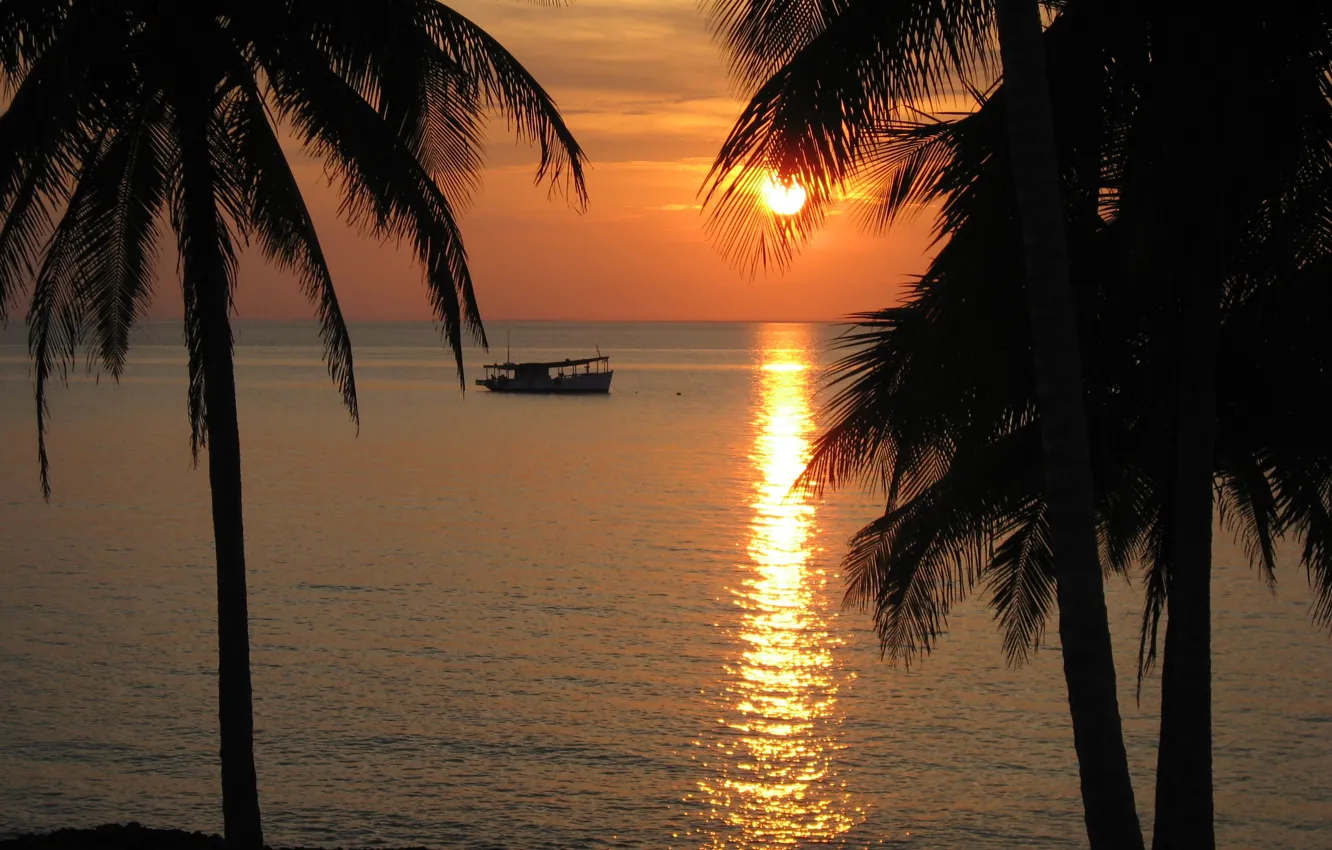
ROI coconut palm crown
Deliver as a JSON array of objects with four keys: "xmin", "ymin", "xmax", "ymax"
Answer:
[{"xmin": 0, "ymin": 0, "xmax": 586, "ymax": 483}]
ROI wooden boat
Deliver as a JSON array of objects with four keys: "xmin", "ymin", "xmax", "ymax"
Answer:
[{"xmin": 476, "ymin": 354, "xmax": 613, "ymax": 393}]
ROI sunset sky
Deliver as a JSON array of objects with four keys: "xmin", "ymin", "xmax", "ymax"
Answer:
[{"xmin": 189, "ymin": 0, "xmax": 938, "ymax": 323}]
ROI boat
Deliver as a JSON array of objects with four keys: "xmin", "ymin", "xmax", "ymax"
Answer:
[{"xmin": 475, "ymin": 354, "xmax": 613, "ymax": 393}]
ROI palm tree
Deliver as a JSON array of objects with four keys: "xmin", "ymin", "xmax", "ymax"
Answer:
[
  {"xmin": 989, "ymin": 3, "xmax": 1144, "ymax": 842},
  {"xmin": 1109, "ymin": 8, "xmax": 1332, "ymax": 845},
  {"xmin": 0, "ymin": 2, "xmax": 586, "ymax": 846},
  {"xmin": 795, "ymin": 6, "xmax": 1332, "ymax": 847},
  {"xmin": 701, "ymin": 0, "xmax": 1142, "ymax": 843}
]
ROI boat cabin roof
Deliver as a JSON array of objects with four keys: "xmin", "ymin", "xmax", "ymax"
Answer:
[{"xmin": 483, "ymin": 355, "xmax": 610, "ymax": 369}]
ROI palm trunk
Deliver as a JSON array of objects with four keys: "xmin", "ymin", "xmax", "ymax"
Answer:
[
  {"xmin": 1152, "ymin": 285, "xmax": 1219, "ymax": 848},
  {"xmin": 1150, "ymin": 12, "xmax": 1224, "ymax": 842},
  {"xmin": 993, "ymin": 0, "xmax": 1143, "ymax": 846},
  {"xmin": 204, "ymin": 291, "xmax": 264, "ymax": 850},
  {"xmin": 178, "ymin": 99, "xmax": 265, "ymax": 850}
]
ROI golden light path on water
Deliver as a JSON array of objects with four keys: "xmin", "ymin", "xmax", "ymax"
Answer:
[{"xmin": 693, "ymin": 327, "xmax": 860, "ymax": 848}]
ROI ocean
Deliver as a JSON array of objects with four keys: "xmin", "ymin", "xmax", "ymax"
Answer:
[{"xmin": 1, "ymin": 321, "xmax": 1329, "ymax": 848}]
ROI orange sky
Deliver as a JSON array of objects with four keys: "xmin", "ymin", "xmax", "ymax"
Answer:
[{"xmin": 168, "ymin": 0, "xmax": 937, "ymax": 322}]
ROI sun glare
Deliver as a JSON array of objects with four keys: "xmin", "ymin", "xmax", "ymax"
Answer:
[
  {"xmin": 762, "ymin": 175, "xmax": 807, "ymax": 216},
  {"xmin": 693, "ymin": 327, "xmax": 859, "ymax": 847}
]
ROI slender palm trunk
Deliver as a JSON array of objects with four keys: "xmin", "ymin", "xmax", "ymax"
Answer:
[
  {"xmin": 1152, "ymin": 286, "xmax": 1219, "ymax": 849},
  {"xmin": 203, "ymin": 290, "xmax": 264, "ymax": 850},
  {"xmin": 178, "ymin": 99, "xmax": 265, "ymax": 849},
  {"xmin": 993, "ymin": 0, "xmax": 1143, "ymax": 846},
  {"xmin": 1151, "ymin": 13, "xmax": 1224, "ymax": 844}
]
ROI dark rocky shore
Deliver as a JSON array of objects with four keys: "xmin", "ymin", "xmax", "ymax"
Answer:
[{"xmin": 0, "ymin": 824, "xmax": 428, "ymax": 850}]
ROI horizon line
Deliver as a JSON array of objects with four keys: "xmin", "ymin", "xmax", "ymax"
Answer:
[{"xmin": 135, "ymin": 316, "xmax": 858, "ymax": 325}]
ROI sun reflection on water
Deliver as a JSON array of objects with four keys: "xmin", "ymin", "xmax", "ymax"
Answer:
[{"xmin": 693, "ymin": 329, "xmax": 859, "ymax": 848}]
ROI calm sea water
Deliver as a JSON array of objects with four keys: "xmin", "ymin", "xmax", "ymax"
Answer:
[{"xmin": 1, "ymin": 321, "xmax": 1329, "ymax": 848}]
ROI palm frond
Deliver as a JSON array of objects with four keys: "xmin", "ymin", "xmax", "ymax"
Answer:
[
  {"xmin": 843, "ymin": 422, "xmax": 1043, "ymax": 667},
  {"xmin": 274, "ymin": 0, "xmax": 590, "ymax": 208},
  {"xmin": 219, "ymin": 74, "xmax": 358, "ymax": 424},
  {"xmin": 799, "ymin": 311, "xmax": 910, "ymax": 499},
  {"xmin": 256, "ymin": 34, "xmax": 480, "ymax": 375},
  {"xmin": 74, "ymin": 100, "xmax": 169, "ymax": 379},
  {"xmin": 249, "ymin": 0, "xmax": 487, "ymax": 207},
  {"xmin": 707, "ymin": 0, "xmax": 836, "ymax": 90},
  {"xmin": 801, "ymin": 123, "xmax": 1032, "ymax": 504},
  {"xmin": 986, "ymin": 499, "xmax": 1055, "ymax": 666},
  {"xmin": 28, "ymin": 124, "xmax": 123, "ymax": 497},
  {"xmin": 1086, "ymin": 422, "xmax": 1155, "ymax": 588},
  {"xmin": 1215, "ymin": 451, "xmax": 1280, "ymax": 588},
  {"xmin": 422, "ymin": 1, "xmax": 589, "ymax": 207},
  {"xmin": 0, "ymin": 0, "xmax": 71, "ymax": 85},
  {"xmin": 0, "ymin": 3, "xmax": 133, "ymax": 320},
  {"xmin": 856, "ymin": 118, "xmax": 966, "ymax": 232},
  {"xmin": 1220, "ymin": 201, "xmax": 1332, "ymax": 632},
  {"xmin": 843, "ymin": 507, "xmax": 970, "ymax": 667},
  {"xmin": 708, "ymin": 0, "xmax": 995, "ymax": 94},
  {"xmin": 0, "ymin": 157, "xmax": 64, "ymax": 324},
  {"xmin": 1134, "ymin": 493, "xmax": 1171, "ymax": 689},
  {"xmin": 701, "ymin": 0, "xmax": 995, "ymax": 271},
  {"xmin": 1273, "ymin": 459, "xmax": 1332, "ymax": 631}
]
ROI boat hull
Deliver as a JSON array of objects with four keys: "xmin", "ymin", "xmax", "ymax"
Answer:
[{"xmin": 475, "ymin": 371, "xmax": 613, "ymax": 393}]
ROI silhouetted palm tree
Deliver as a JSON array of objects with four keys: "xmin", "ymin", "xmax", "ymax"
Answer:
[
  {"xmin": 0, "ymin": 2, "xmax": 586, "ymax": 846},
  {"xmin": 795, "ymin": 5, "xmax": 1332, "ymax": 848},
  {"xmin": 701, "ymin": 0, "xmax": 1142, "ymax": 843},
  {"xmin": 1103, "ymin": 7, "xmax": 1331, "ymax": 845}
]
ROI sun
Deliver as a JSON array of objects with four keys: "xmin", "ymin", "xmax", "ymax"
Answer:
[{"xmin": 762, "ymin": 174, "xmax": 807, "ymax": 216}]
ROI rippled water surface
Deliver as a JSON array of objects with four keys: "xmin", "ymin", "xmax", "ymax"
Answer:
[{"xmin": 2, "ymin": 321, "xmax": 1329, "ymax": 847}]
